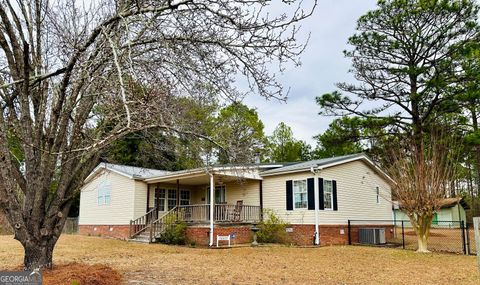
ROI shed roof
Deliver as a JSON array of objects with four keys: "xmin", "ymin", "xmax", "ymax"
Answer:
[{"xmin": 393, "ymin": 197, "xmax": 470, "ymax": 210}]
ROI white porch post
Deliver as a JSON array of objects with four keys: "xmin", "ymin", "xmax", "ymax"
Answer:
[
  {"xmin": 209, "ymin": 173, "xmax": 214, "ymax": 247},
  {"xmin": 313, "ymin": 169, "xmax": 320, "ymax": 245}
]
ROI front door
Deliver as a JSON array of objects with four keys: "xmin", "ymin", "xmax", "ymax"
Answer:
[
  {"xmin": 206, "ymin": 185, "xmax": 226, "ymax": 204},
  {"xmin": 154, "ymin": 188, "xmax": 165, "ymax": 219}
]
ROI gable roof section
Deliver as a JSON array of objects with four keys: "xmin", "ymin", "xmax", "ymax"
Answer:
[
  {"xmin": 260, "ymin": 153, "xmax": 393, "ymax": 183},
  {"xmin": 84, "ymin": 163, "xmax": 171, "ymax": 183}
]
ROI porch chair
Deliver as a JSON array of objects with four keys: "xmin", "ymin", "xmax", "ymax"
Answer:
[
  {"xmin": 183, "ymin": 206, "xmax": 192, "ymax": 222},
  {"xmin": 231, "ymin": 200, "xmax": 243, "ymax": 222}
]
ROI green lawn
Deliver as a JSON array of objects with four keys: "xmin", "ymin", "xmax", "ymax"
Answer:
[{"xmin": 0, "ymin": 235, "xmax": 478, "ymax": 284}]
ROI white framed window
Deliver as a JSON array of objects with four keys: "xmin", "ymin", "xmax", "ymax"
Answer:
[
  {"xmin": 323, "ymin": 180, "xmax": 333, "ymax": 210},
  {"xmin": 97, "ymin": 181, "xmax": 111, "ymax": 206},
  {"xmin": 156, "ymin": 188, "xmax": 166, "ymax": 211},
  {"xmin": 180, "ymin": 190, "xmax": 190, "ymax": 206},
  {"xmin": 376, "ymin": 186, "xmax": 380, "ymax": 204},
  {"xmin": 167, "ymin": 189, "xmax": 177, "ymax": 210},
  {"xmin": 156, "ymin": 189, "xmax": 187, "ymax": 211},
  {"xmin": 293, "ymin": 180, "xmax": 307, "ymax": 209}
]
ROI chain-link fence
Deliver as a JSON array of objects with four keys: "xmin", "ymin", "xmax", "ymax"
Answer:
[{"xmin": 348, "ymin": 219, "xmax": 476, "ymax": 255}]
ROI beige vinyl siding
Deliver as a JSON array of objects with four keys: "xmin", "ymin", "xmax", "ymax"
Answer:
[
  {"xmin": 224, "ymin": 180, "xmax": 260, "ymax": 205},
  {"xmin": 79, "ymin": 170, "xmax": 136, "ymax": 225},
  {"xmin": 186, "ymin": 180, "xmax": 260, "ymax": 205},
  {"xmin": 133, "ymin": 181, "xmax": 148, "ymax": 220},
  {"xmin": 262, "ymin": 160, "xmax": 392, "ymax": 225},
  {"xmin": 190, "ymin": 186, "xmax": 205, "ymax": 204}
]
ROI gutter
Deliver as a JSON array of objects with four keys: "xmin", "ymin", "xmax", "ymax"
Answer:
[
  {"xmin": 209, "ymin": 173, "xmax": 215, "ymax": 247},
  {"xmin": 311, "ymin": 166, "xmax": 320, "ymax": 246}
]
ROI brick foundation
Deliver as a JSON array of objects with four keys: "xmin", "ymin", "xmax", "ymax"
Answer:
[
  {"xmin": 285, "ymin": 224, "xmax": 395, "ymax": 246},
  {"xmin": 79, "ymin": 225, "xmax": 130, "ymax": 239},
  {"xmin": 186, "ymin": 224, "xmax": 253, "ymax": 246},
  {"xmin": 79, "ymin": 223, "xmax": 394, "ymax": 247}
]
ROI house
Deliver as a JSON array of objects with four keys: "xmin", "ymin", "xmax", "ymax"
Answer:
[
  {"xmin": 393, "ymin": 198, "xmax": 469, "ymax": 227},
  {"xmin": 78, "ymin": 153, "xmax": 393, "ymax": 246}
]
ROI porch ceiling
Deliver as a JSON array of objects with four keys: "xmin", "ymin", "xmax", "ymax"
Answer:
[
  {"xmin": 146, "ymin": 173, "xmax": 256, "ymax": 185},
  {"xmin": 144, "ymin": 166, "xmax": 263, "ymax": 185}
]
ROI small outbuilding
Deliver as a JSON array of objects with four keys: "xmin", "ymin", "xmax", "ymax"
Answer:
[{"xmin": 393, "ymin": 198, "xmax": 469, "ymax": 225}]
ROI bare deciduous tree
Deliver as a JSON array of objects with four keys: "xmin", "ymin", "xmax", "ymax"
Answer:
[
  {"xmin": 0, "ymin": 0, "xmax": 315, "ymax": 269},
  {"xmin": 387, "ymin": 132, "xmax": 457, "ymax": 252}
]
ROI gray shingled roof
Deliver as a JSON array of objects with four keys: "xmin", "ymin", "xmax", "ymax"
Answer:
[
  {"xmin": 102, "ymin": 163, "xmax": 170, "ymax": 178},
  {"xmin": 260, "ymin": 153, "xmax": 366, "ymax": 175}
]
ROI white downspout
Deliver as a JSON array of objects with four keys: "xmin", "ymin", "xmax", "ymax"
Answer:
[
  {"xmin": 311, "ymin": 167, "xmax": 320, "ymax": 245},
  {"xmin": 209, "ymin": 173, "xmax": 215, "ymax": 247}
]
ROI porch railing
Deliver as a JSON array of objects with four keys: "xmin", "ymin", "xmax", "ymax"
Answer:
[
  {"xmin": 149, "ymin": 206, "xmax": 178, "ymax": 243},
  {"xmin": 177, "ymin": 204, "xmax": 210, "ymax": 223},
  {"xmin": 129, "ymin": 204, "xmax": 262, "ymax": 241},
  {"xmin": 129, "ymin": 207, "xmax": 158, "ymax": 238},
  {"xmin": 177, "ymin": 204, "xmax": 261, "ymax": 223}
]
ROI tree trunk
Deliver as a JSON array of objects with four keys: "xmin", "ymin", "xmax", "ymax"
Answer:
[
  {"xmin": 416, "ymin": 233, "xmax": 430, "ymax": 253},
  {"xmin": 411, "ymin": 214, "xmax": 433, "ymax": 253},
  {"xmin": 23, "ymin": 239, "xmax": 57, "ymax": 270}
]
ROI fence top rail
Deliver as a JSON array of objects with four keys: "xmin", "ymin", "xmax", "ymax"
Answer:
[
  {"xmin": 349, "ymin": 219, "xmax": 405, "ymax": 222},
  {"xmin": 348, "ymin": 219, "xmax": 465, "ymax": 223}
]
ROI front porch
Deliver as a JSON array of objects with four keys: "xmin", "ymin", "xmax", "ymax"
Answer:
[
  {"xmin": 129, "ymin": 168, "xmax": 263, "ymax": 244},
  {"xmin": 177, "ymin": 204, "xmax": 261, "ymax": 224}
]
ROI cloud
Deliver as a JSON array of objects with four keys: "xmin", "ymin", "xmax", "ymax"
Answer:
[{"xmin": 244, "ymin": 0, "xmax": 378, "ymax": 145}]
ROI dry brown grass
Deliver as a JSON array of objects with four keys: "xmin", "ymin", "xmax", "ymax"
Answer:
[{"xmin": 0, "ymin": 235, "xmax": 478, "ymax": 285}]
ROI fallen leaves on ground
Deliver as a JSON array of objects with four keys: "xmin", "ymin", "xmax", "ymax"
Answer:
[{"xmin": 42, "ymin": 263, "xmax": 122, "ymax": 285}]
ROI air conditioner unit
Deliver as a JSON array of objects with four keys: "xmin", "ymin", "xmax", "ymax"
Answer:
[{"xmin": 358, "ymin": 228, "xmax": 386, "ymax": 245}]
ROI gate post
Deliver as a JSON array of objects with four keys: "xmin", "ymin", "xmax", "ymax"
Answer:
[
  {"xmin": 348, "ymin": 220, "xmax": 351, "ymax": 245},
  {"xmin": 466, "ymin": 222, "xmax": 471, "ymax": 255},
  {"xmin": 473, "ymin": 217, "xmax": 480, "ymax": 271},
  {"xmin": 461, "ymin": 221, "xmax": 466, "ymax": 255},
  {"xmin": 401, "ymin": 221, "xmax": 405, "ymax": 249}
]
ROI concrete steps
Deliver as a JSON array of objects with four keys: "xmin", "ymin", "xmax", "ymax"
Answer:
[{"xmin": 128, "ymin": 230, "xmax": 160, "ymax": 243}]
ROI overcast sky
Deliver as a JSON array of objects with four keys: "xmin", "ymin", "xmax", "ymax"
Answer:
[{"xmin": 244, "ymin": 0, "xmax": 378, "ymax": 146}]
